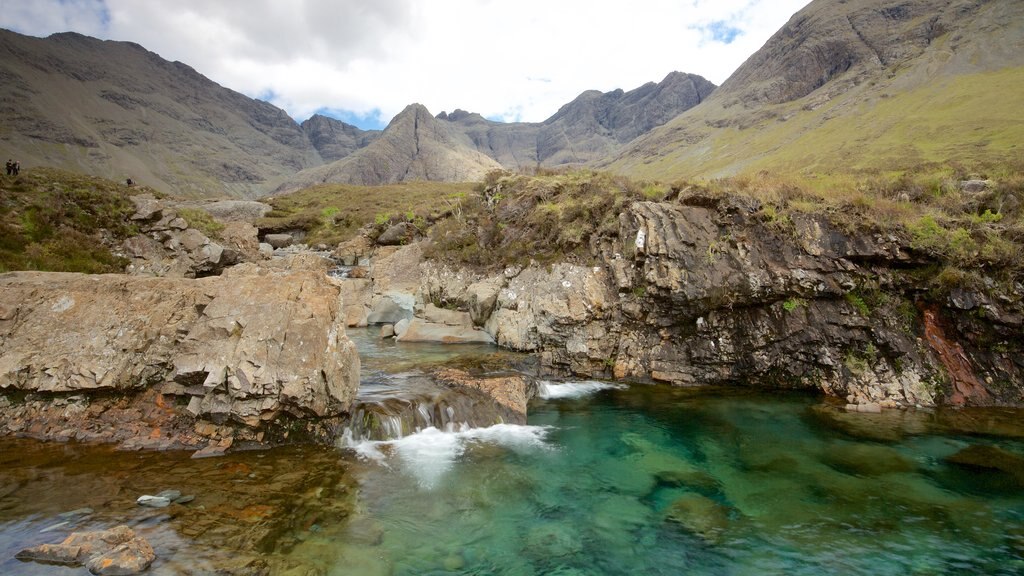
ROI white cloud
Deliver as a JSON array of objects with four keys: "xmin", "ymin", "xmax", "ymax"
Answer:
[{"xmin": 0, "ymin": 0, "xmax": 810, "ymax": 128}]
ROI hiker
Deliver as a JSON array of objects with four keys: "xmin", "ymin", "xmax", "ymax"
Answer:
[
  {"xmin": 126, "ymin": 177, "xmax": 133, "ymax": 186},
  {"xmin": 4, "ymin": 159, "xmax": 10, "ymax": 176},
  {"xmin": 12, "ymin": 161, "xmax": 19, "ymax": 175}
]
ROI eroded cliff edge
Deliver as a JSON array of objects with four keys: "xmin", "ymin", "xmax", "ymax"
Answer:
[{"xmin": 338, "ymin": 189, "xmax": 1023, "ymax": 410}]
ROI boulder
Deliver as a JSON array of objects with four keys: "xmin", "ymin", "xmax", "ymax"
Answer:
[
  {"xmin": 0, "ymin": 269, "xmax": 359, "ymax": 429},
  {"xmin": 422, "ymin": 303, "xmax": 473, "ymax": 327},
  {"xmin": 366, "ymin": 293, "xmax": 415, "ymax": 324},
  {"xmin": 664, "ymin": 493, "xmax": 731, "ymax": 543},
  {"xmin": 433, "ymin": 367, "xmax": 534, "ymax": 421},
  {"xmin": 395, "ymin": 318, "xmax": 495, "ymax": 344},
  {"xmin": 466, "ymin": 276, "xmax": 504, "ymax": 326},
  {"xmin": 264, "ymin": 233, "xmax": 293, "ymax": 249},
  {"xmin": 258, "ymin": 242, "xmax": 274, "ymax": 258},
  {"xmin": 376, "ymin": 221, "xmax": 417, "ymax": 246},
  {"xmin": 333, "ymin": 234, "xmax": 374, "ymax": 266}
]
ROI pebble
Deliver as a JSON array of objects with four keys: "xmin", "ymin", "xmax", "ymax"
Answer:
[{"xmin": 136, "ymin": 495, "xmax": 171, "ymax": 508}]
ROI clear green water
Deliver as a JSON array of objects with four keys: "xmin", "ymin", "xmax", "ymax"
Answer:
[{"xmin": 1, "ymin": 330, "xmax": 1023, "ymax": 574}]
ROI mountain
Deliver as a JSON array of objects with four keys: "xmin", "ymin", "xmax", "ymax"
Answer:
[
  {"xmin": 277, "ymin": 72, "xmax": 715, "ymax": 190},
  {"xmin": 300, "ymin": 114, "xmax": 380, "ymax": 163},
  {"xmin": 281, "ymin": 104, "xmax": 504, "ymax": 190},
  {"xmin": 0, "ymin": 30, "xmax": 325, "ymax": 198},
  {"xmin": 608, "ymin": 0, "xmax": 1024, "ymax": 179},
  {"xmin": 439, "ymin": 72, "xmax": 716, "ymax": 170},
  {"xmin": 0, "ymin": 27, "xmax": 714, "ymax": 196}
]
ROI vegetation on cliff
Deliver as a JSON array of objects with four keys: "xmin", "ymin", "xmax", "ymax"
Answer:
[
  {"xmin": 257, "ymin": 180, "xmax": 474, "ymax": 246},
  {"xmin": 415, "ymin": 166, "xmax": 1024, "ymax": 285},
  {"xmin": 0, "ymin": 168, "xmax": 144, "ymax": 273}
]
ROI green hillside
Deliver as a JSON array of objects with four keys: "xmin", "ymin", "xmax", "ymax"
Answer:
[{"xmin": 609, "ymin": 0, "xmax": 1024, "ymax": 182}]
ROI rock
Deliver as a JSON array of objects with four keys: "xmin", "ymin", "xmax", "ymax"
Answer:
[
  {"xmin": 421, "ymin": 303, "xmax": 473, "ymax": 327},
  {"xmin": 466, "ymin": 276, "xmax": 503, "ymax": 326},
  {"xmin": 17, "ymin": 525, "xmax": 153, "ymax": 575},
  {"xmin": 820, "ymin": 443, "xmax": 918, "ymax": 476},
  {"xmin": 395, "ymin": 318, "xmax": 495, "ymax": 344},
  {"xmin": 946, "ymin": 444, "xmax": 1024, "ymax": 486},
  {"xmin": 332, "ymin": 234, "xmax": 374, "ymax": 266},
  {"xmin": 258, "ymin": 242, "xmax": 274, "ymax": 258},
  {"xmin": 85, "ymin": 534, "xmax": 156, "ymax": 575},
  {"xmin": 338, "ymin": 278, "xmax": 371, "ymax": 327},
  {"xmin": 219, "ymin": 222, "xmax": 261, "ymax": 260},
  {"xmin": 380, "ymin": 324, "xmax": 395, "ymax": 338},
  {"xmin": 394, "ymin": 318, "xmax": 410, "ymax": 337},
  {"xmin": 174, "ymin": 494, "xmax": 195, "ymax": 504},
  {"xmin": 524, "ymin": 522, "xmax": 582, "ymax": 558},
  {"xmin": 366, "ymin": 293, "xmax": 415, "ymax": 324},
  {"xmin": 155, "ymin": 489, "xmax": 182, "ymax": 501},
  {"xmin": 960, "ymin": 179, "xmax": 990, "ymax": 193},
  {"xmin": 844, "ymin": 403, "xmax": 883, "ymax": 414},
  {"xmin": 137, "ymin": 495, "xmax": 171, "ymax": 507},
  {"xmin": 664, "ymin": 493, "xmax": 731, "ymax": 543},
  {"xmin": 0, "ymin": 269, "xmax": 360, "ymax": 441},
  {"xmin": 264, "ymin": 233, "xmax": 293, "ymax": 249},
  {"xmin": 129, "ymin": 195, "xmax": 162, "ymax": 221},
  {"xmin": 376, "ymin": 221, "xmax": 417, "ymax": 246},
  {"xmin": 433, "ymin": 367, "xmax": 534, "ymax": 421}
]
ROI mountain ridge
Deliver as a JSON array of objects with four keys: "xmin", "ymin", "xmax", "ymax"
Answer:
[{"xmin": 0, "ymin": 27, "xmax": 712, "ymax": 196}]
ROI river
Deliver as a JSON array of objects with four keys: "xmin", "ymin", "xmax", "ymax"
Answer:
[{"xmin": 1, "ymin": 328, "xmax": 1022, "ymax": 574}]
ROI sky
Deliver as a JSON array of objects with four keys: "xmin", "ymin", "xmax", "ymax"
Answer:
[{"xmin": 0, "ymin": 0, "xmax": 811, "ymax": 130}]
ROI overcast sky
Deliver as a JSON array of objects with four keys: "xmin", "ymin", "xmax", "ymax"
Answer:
[{"xmin": 0, "ymin": 0, "xmax": 810, "ymax": 130}]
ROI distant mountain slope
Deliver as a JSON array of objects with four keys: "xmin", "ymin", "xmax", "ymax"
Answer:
[
  {"xmin": 281, "ymin": 104, "xmax": 503, "ymax": 190},
  {"xmin": 440, "ymin": 72, "xmax": 716, "ymax": 170},
  {"xmin": 281, "ymin": 72, "xmax": 716, "ymax": 189},
  {"xmin": 609, "ymin": 0, "xmax": 1024, "ymax": 179},
  {"xmin": 0, "ymin": 30, "xmax": 323, "ymax": 198},
  {"xmin": 0, "ymin": 27, "xmax": 714, "ymax": 194},
  {"xmin": 301, "ymin": 114, "xmax": 380, "ymax": 163}
]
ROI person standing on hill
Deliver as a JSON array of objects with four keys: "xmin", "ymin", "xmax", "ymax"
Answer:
[
  {"xmin": 13, "ymin": 161, "xmax": 20, "ymax": 175},
  {"xmin": 4, "ymin": 159, "xmax": 11, "ymax": 176}
]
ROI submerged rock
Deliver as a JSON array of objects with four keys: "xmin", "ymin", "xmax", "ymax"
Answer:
[
  {"xmin": 946, "ymin": 444, "xmax": 1024, "ymax": 486},
  {"xmin": 664, "ymin": 493, "xmax": 732, "ymax": 544},
  {"xmin": 17, "ymin": 525, "xmax": 154, "ymax": 574}
]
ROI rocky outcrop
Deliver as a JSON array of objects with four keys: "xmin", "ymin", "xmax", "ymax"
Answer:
[
  {"xmin": 0, "ymin": 265, "xmax": 359, "ymax": 451},
  {"xmin": 121, "ymin": 195, "xmax": 265, "ymax": 278},
  {"xmin": 432, "ymin": 368, "xmax": 535, "ymax": 423},
  {"xmin": 339, "ymin": 189, "xmax": 1023, "ymax": 409}
]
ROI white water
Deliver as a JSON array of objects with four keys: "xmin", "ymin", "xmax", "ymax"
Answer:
[
  {"xmin": 342, "ymin": 423, "xmax": 552, "ymax": 489},
  {"xmin": 536, "ymin": 380, "xmax": 627, "ymax": 399}
]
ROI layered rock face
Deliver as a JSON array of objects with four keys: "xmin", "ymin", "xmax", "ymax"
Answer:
[
  {"xmin": 338, "ymin": 194, "xmax": 1023, "ymax": 409},
  {"xmin": 0, "ymin": 265, "xmax": 359, "ymax": 449}
]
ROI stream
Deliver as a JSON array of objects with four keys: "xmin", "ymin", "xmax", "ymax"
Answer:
[{"xmin": 1, "ymin": 328, "xmax": 1023, "ymax": 575}]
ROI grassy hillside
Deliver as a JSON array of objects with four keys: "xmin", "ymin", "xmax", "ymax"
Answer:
[
  {"xmin": 617, "ymin": 66, "xmax": 1024, "ymax": 180},
  {"xmin": 609, "ymin": 0, "xmax": 1024, "ymax": 182},
  {"xmin": 0, "ymin": 168, "xmax": 145, "ymax": 273}
]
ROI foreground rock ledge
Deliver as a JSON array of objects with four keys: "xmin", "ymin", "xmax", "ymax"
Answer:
[{"xmin": 0, "ymin": 266, "xmax": 359, "ymax": 451}]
